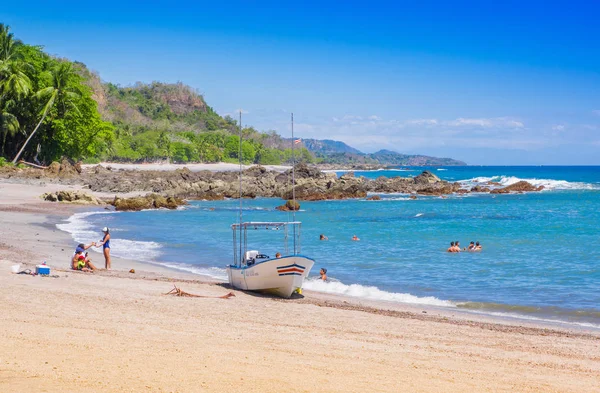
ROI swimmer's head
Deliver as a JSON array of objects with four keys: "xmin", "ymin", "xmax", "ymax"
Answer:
[
  {"xmin": 450, "ymin": 242, "xmax": 454, "ymax": 246},
  {"xmin": 320, "ymin": 268, "xmax": 327, "ymax": 274},
  {"xmin": 476, "ymin": 241, "xmax": 480, "ymax": 246}
]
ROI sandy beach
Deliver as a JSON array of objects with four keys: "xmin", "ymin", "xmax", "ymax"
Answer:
[{"xmin": 1, "ymin": 180, "xmax": 599, "ymax": 392}]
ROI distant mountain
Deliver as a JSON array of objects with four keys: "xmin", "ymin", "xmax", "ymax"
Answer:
[
  {"xmin": 368, "ymin": 150, "xmax": 466, "ymax": 166},
  {"xmin": 306, "ymin": 145, "xmax": 466, "ymax": 166},
  {"xmin": 301, "ymin": 139, "xmax": 362, "ymax": 155}
]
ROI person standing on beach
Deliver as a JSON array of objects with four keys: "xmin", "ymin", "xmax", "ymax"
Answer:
[{"xmin": 96, "ymin": 227, "xmax": 111, "ymax": 269}]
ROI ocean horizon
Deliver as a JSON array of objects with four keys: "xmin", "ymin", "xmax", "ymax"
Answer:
[{"xmin": 58, "ymin": 165, "xmax": 600, "ymax": 329}]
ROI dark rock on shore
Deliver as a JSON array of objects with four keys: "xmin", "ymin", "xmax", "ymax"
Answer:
[
  {"xmin": 3, "ymin": 162, "xmax": 546, "ymax": 201},
  {"xmin": 42, "ymin": 190, "xmax": 103, "ymax": 205},
  {"xmin": 112, "ymin": 194, "xmax": 187, "ymax": 211}
]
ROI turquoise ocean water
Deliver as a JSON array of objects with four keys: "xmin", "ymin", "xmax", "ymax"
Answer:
[{"xmin": 58, "ymin": 166, "xmax": 600, "ymax": 328}]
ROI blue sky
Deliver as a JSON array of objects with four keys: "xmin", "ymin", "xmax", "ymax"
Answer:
[{"xmin": 2, "ymin": 0, "xmax": 599, "ymax": 164}]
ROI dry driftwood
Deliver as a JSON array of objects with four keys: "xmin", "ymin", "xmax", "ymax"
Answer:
[
  {"xmin": 18, "ymin": 160, "xmax": 48, "ymax": 169},
  {"xmin": 164, "ymin": 284, "xmax": 235, "ymax": 299}
]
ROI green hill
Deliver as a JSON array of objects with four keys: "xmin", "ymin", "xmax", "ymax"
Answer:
[
  {"xmin": 0, "ymin": 23, "xmax": 464, "ymax": 167},
  {"xmin": 77, "ymin": 65, "xmax": 313, "ymax": 164}
]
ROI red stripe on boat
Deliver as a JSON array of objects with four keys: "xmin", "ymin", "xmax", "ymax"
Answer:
[{"xmin": 277, "ymin": 267, "xmax": 304, "ymax": 273}]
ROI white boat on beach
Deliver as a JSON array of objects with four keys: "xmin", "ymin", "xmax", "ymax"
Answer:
[
  {"xmin": 227, "ymin": 112, "xmax": 314, "ymax": 298},
  {"xmin": 227, "ymin": 221, "xmax": 315, "ymax": 298}
]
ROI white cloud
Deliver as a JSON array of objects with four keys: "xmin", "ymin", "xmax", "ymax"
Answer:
[
  {"xmin": 552, "ymin": 125, "xmax": 565, "ymax": 131},
  {"xmin": 592, "ymin": 110, "xmax": 600, "ymax": 116},
  {"xmin": 404, "ymin": 118, "xmax": 438, "ymax": 126},
  {"xmin": 443, "ymin": 117, "xmax": 524, "ymax": 128}
]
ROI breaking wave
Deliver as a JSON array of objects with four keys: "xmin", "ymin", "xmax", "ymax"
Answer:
[
  {"xmin": 303, "ymin": 278, "xmax": 455, "ymax": 307},
  {"xmin": 459, "ymin": 175, "xmax": 598, "ymax": 191},
  {"xmin": 57, "ymin": 211, "xmax": 162, "ymax": 261}
]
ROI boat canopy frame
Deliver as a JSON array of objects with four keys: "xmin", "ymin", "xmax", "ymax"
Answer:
[{"xmin": 231, "ymin": 221, "xmax": 302, "ymax": 267}]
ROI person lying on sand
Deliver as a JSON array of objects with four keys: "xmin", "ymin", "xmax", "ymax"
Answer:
[{"xmin": 72, "ymin": 244, "xmax": 97, "ymax": 272}]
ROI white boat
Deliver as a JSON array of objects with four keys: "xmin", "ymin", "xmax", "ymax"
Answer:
[
  {"xmin": 227, "ymin": 112, "xmax": 314, "ymax": 298},
  {"xmin": 226, "ymin": 221, "xmax": 315, "ymax": 298}
]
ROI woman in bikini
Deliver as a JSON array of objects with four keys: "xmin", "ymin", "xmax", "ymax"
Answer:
[{"xmin": 96, "ymin": 227, "xmax": 112, "ymax": 269}]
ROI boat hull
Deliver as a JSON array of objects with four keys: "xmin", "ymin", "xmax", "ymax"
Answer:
[{"xmin": 227, "ymin": 256, "xmax": 315, "ymax": 298}]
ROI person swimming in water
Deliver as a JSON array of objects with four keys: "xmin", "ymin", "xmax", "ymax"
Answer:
[
  {"xmin": 352, "ymin": 235, "xmax": 360, "ymax": 241},
  {"xmin": 467, "ymin": 241, "xmax": 475, "ymax": 251},
  {"xmin": 447, "ymin": 242, "xmax": 455, "ymax": 252},
  {"xmin": 475, "ymin": 241, "xmax": 482, "ymax": 251},
  {"xmin": 319, "ymin": 268, "xmax": 328, "ymax": 281},
  {"xmin": 319, "ymin": 234, "xmax": 328, "ymax": 241}
]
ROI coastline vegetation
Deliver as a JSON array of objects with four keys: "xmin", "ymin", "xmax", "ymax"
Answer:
[
  {"xmin": 0, "ymin": 24, "xmax": 314, "ymax": 166},
  {"xmin": 0, "ymin": 24, "xmax": 462, "ymax": 167}
]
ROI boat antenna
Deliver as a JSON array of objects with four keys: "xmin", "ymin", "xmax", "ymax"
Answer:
[
  {"xmin": 238, "ymin": 110, "xmax": 243, "ymax": 265},
  {"xmin": 291, "ymin": 113, "xmax": 296, "ymax": 221},
  {"xmin": 291, "ymin": 112, "xmax": 297, "ymax": 253}
]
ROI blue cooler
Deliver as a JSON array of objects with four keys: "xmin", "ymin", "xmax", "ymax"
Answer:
[{"xmin": 36, "ymin": 265, "xmax": 51, "ymax": 275}]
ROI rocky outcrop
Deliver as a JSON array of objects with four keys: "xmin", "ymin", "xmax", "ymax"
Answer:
[
  {"xmin": 5, "ymin": 162, "xmax": 547, "ymax": 201},
  {"xmin": 366, "ymin": 195, "xmax": 381, "ymax": 201},
  {"xmin": 490, "ymin": 181, "xmax": 544, "ymax": 194},
  {"xmin": 112, "ymin": 194, "xmax": 187, "ymax": 211},
  {"xmin": 42, "ymin": 190, "xmax": 103, "ymax": 205},
  {"xmin": 275, "ymin": 200, "xmax": 300, "ymax": 211},
  {"xmin": 413, "ymin": 170, "xmax": 441, "ymax": 184},
  {"xmin": 471, "ymin": 185, "xmax": 491, "ymax": 193}
]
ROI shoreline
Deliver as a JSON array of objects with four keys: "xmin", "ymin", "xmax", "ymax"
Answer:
[
  {"xmin": 2, "ymin": 179, "xmax": 599, "ymax": 331},
  {"xmin": 1, "ymin": 179, "xmax": 597, "ymax": 332},
  {"xmin": 2, "ymin": 180, "xmax": 600, "ymax": 391}
]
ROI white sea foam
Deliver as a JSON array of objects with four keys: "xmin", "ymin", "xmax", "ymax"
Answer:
[
  {"xmin": 57, "ymin": 211, "xmax": 162, "ymax": 262},
  {"xmin": 415, "ymin": 213, "xmax": 424, "ymax": 217},
  {"xmin": 436, "ymin": 168, "xmax": 448, "ymax": 171},
  {"xmin": 459, "ymin": 175, "xmax": 598, "ymax": 191},
  {"xmin": 159, "ymin": 262, "xmax": 228, "ymax": 281},
  {"xmin": 465, "ymin": 310, "xmax": 600, "ymax": 330},
  {"xmin": 303, "ymin": 278, "xmax": 455, "ymax": 307}
]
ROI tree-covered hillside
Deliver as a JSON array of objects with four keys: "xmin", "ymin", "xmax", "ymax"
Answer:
[
  {"xmin": 0, "ymin": 24, "xmax": 313, "ymax": 166},
  {"xmin": 0, "ymin": 24, "xmax": 465, "ymax": 167}
]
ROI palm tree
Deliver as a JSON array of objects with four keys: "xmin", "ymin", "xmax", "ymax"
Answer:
[
  {"xmin": 12, "ymin": 62, "xmax": 80, "ymax": 163},
  {"xmin": 0, "ymin": 24, "xmax": 31, "ymax": 158},
  {"xmin": 0, "ymin": 98, "xmax": 20, "ymax": 155}
]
